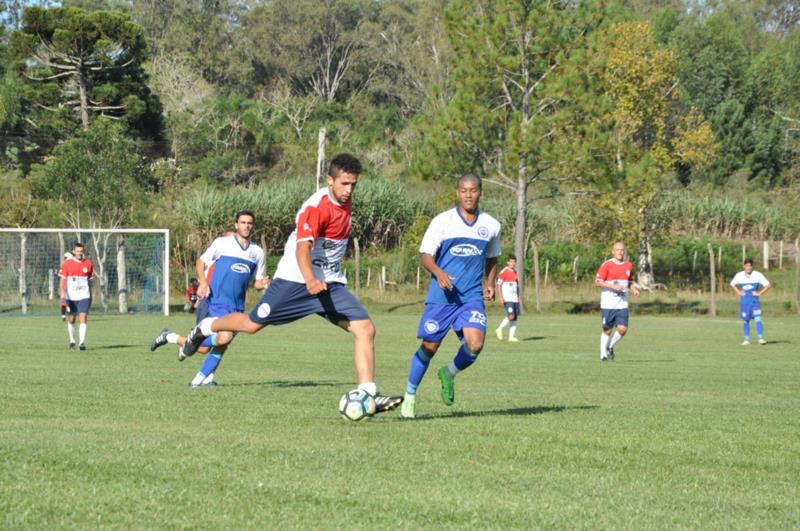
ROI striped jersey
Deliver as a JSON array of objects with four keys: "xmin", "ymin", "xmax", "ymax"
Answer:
[
  {"xmin": 420, "ymin": 207, "xmax": 501, "ymax": 305},
  {"xmin": 199, "ymin": 235, "xmax": 266, "ymax": 311},
  {"xmin": 274, "ymin": 187, "xmax": 351, "ymax": 284}
]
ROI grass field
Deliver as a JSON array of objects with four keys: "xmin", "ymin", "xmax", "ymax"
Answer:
[{"xmin": 2, "ymin": 306, "xmax": 799, "ymax": 529}]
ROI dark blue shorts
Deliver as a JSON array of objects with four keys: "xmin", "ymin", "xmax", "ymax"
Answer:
[
  {"xmin": 739, "ymin": 304, "xmax": 762, "ymax": 321},
  {"xmin": 601, "ymin": 308, "xmax": 629, "ymax": 330},
  {"xmin": 504, "ymin": 302, "xmax": 520, "ymax": 317},
  {"xmin": 66, "ymin": 298, "xmax": 91, "ymax": 315},
  {"xmin": 199, "ymin": 300, "xmax": 239, "ymax": 348},
  {"xmin": 249, "ymin": 279, "xmax": 370, "ymax": 326},
  {"xmin": 417, "ymin": 300, "xmax": 487, "ymax": 343}
]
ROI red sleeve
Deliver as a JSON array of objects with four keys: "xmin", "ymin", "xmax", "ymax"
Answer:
[
  {"xmin": 58, "ymin": 261, "xmax": 67, "ymax": 278},
  {"xmin": 87, "ymin": 260, "xmax": 95, "ymax": 280},
  {"xmin": 596, "ymin": 261, "xmax": 610, "ymax": 281},
  {"xmin": 296, "ymin": 204, "xmax": 326, "ymax": 243}
]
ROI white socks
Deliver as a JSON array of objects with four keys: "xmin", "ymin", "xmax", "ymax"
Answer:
[
  {"xmin": 509, "ymin": 325, "xmax": 517, "ymax": 339},
  {"xmin": 79, "ymin": 324, "xmax": 87, "ymax": 344},
  {"xmin": 166, "ymin": 333, "xmax": 180, "ymax": 344},
  {"xmin": 358, "ymin": 382, "xmax": 377, "ymax": 396},
  {"xmin": 497, "ymin": 318, "xmax": 509, "ymax": 331},
  {"xmin": 67, "ymin": 323, "xmax": 76, "ymax": 343},
  {"xmin": 600, "ymin": 333, "xmax": 610, "ymax": 358},
  {"xmin": 609, "ymin": 331, "xmax": 623, "ymax": 349}
]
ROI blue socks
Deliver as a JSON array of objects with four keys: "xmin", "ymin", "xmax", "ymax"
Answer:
[
  {"xmin": 199, "ymin": 350, "xmax": 223, "ymax": 377},
  {"xmin": 754, "ymin": 317, "xmax": 764, "ymax": 339},
  {"xmin": 742, "ymin": 321, "xmax": 750, "ymax": 341},
  {"xmin": 406, "ymin": 348, "xmax": 432, "ymax": 395},
  {"xmin": 452, "ymin": 344, "xmax": 478, "ymax": 372}
]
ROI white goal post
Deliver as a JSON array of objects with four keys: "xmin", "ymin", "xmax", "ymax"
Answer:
[{"xmin": 0, "ymin": 228, "xmax": 170, "ymax": 316}]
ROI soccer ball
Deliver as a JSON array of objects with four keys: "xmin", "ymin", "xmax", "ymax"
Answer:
[{"xmin": 338, "ymin": 389, "xmax": 376, "ymax": 422}]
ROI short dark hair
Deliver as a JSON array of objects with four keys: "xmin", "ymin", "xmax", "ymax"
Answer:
[
  {"xmin": 508, "ymin": 254, "xmax": 516, "ymax": 261},
  {"xmin": 329, "ymin": 153, "xmax": 362, "ymax": 178},
  {"xmin": 744, "ymin": 258, "xmax": 754, "ymax": 266},
  {"xmin": 73, "ymin": 242, "xmax": 84, "ymax": 249},
  {"xmin": 457, "ymin": 173, "xmax": 482, "ymax": 190},
  {"xmin": 236, "ymin": 210, "xmax": 255, "ymax": 222},
  {"xmin": 189, "ymin": 277, "xmax": 198, "ymax": 283}
]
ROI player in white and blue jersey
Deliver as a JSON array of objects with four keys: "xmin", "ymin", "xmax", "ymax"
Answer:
[
  {"xmin": 400, "ymin": 173, "xmax": 501, "ymax": 418},
  {"xmin": 730, "ymin": 258, "xmax": 771, "ymax": 346},
  {"xmin": 150, "ymin": 212, "xmax": 268, "ymax": 386}
]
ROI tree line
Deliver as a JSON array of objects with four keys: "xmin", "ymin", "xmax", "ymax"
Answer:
[{"xmin": 1, "ymin": 0, "xmax": 798, "ymax": 290}]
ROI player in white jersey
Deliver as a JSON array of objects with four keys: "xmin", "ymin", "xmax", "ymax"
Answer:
[
  {"xmin": 175, "ymin": 154, "xmax": 402, "ymax": 413},
  {"xmin": 495, "ymin": 255, "xmax": 520, "ymax": 341},
  {"xmin": 150, "ymin": 214, "xmax": 267, "ymax": 386},
  {"xmin": 401, "ymin": 173, "xmax": 501, "ymax": 418},
  {"xmin": 730, "ymin": 258, "xmax": 771, "ymax": 345}
]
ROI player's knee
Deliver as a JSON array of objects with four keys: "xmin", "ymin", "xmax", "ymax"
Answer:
[
  {"xmin": 216, "ymin": 331, "xmax": 234, "ymax": 345},
  {"xmin": 420, "ymin": 341, "xmax": 440, "ymax": 356},
  {"xmin": 465, "ymin": 338, "xmax": 484, "ymax": 354},
  {"xmin": 617, "ymin": 325, "xmax": 628, "ymax": 335},
  {"xmin": 350, "ymin": 319, "xmax": 375, "ymax": 341},
  {"xmin": 508, "ymin": 313, "xmax": 516, "ymax": 321}
]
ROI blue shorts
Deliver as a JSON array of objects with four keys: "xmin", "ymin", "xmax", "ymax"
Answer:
[
  {"xmin": 504, "ymin": 302, "xmax": 520, "ymax": 317},
  {"xmin": 249, "ymin": 279, "xmax": 369, "ymax": 326},
  {"xmin": 199, "ymin": 300, "xmax": 240, "ymax": 348},
  {"xmin": 417, "ymin": 300, "xmax": 487, "ymax": 343},
  {"xmin": 601, "ymin": 308, "xmax": 629, "ymax": 330},
  {"xmin": 740, "ymin": 304, "xmax": 762, "ymax": 321},
  {"xmin": 66, "ymin": 298, "xmax": 91, "ymax": 315}
]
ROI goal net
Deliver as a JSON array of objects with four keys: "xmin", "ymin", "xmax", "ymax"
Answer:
[{"xmin": 0, "ymin": 228, "xmax": 170, "ymax": 316}]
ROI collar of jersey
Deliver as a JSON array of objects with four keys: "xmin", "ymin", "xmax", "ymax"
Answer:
[
  {"xmin": 232, "ymin": 235, "xmax": 250, "ymax": 251},
  {"xmin": 325, "ymin": 187, "xmax": 348, "ymax": 207},
  {"xmin": 455, "ymin": 206, "xmax": 481, "ymax": 227}
]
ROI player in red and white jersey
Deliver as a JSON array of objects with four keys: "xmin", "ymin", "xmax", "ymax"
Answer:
[
  {"xmin": 594, "ymin": 241, "xmax": 639, "ymax": 361},
  {"xmin": 495, "ymin": 255, "xmax": 520, "ymax": 342},
  {"xmin": 58, "ymin": 242, "xmax": 94, "ymax": 350},
  {"xmin": 174, "ymin": 153, "xmax": 402, "ymax": 413}
]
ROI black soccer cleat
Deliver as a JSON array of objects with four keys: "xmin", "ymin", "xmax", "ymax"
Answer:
[
  {"xmin": 607, "ymin": 347, "xmax": 615, "ymax": 361},
  {"xmin": 373, "ymin": 394, "xmax": 404, "ymax": 413},
  {"xmin": 150, "ymin": 328, "xmax": 171, "ymax": 352},
  {"xmin": 69, "ymin": 342, "xmax": 76, "ymax": 350},
  {"xmin": 178, "ymin": 324, "xmax": 206, "ymax": 361},
  {"xmin": 79, "ymin": 343, "xmax": 86, "ymax": 351}
]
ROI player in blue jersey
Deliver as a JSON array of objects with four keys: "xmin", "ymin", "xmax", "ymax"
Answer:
[
  {"xmin": 150, "ymin": 213, "xmax": 268, "ymax": 386},
  {"xmin": 730, "ymin": 258, "xmax": 771, "ymax": 346},
  {"xmin": 401, "ymin": 173, "xmax": 501, "ymax": 418}
]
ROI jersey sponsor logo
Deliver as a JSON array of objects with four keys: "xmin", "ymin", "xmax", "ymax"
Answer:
[
  {"xmin": 468, "ymin": 310, "xmax": 486, "ymax": 326},
  {"xmin": 450, "ymin": 244, "xmax": 482, "ymax": 257},
  {"xmin": 322, "ymin": 239, "xmax": 340, "ymax": 250},
  {"xmin": 231, "ymin": 263, "xmax": 252, "ymax": 274},
  {"xmin": 424, "ymin": 320, "xmax": 440, "ymax": 334},
  {"xmin": 83, "ymin": 267, "xmax": 89, "ymax": 274},
  {"xmin": 256, "ymin": 303, "xmax": 271, "ymax": 319},
  {"xmin": 477, "ymin": 226, "xmax": 489, "ymax": 239},
  {"xmin": 742, "ymin": 284, "xmax": 754, "ymax": 291}
]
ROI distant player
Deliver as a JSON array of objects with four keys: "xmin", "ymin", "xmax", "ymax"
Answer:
[
  {"xmin": 730, "ymin": 258, "xmax": 771, "ymax": 345},
  {"xmin": 151, "ymin": 213, "xmax": 267, "ymax": 387},
  {"xmin": 174, "ymin": 154, "xmax": 403, "ymax": 412},
  {"xmin": 595, "ymin": 241, "xmax": 639, "ymax": 361},
  {"xmin": 58, "ymin": 243, "xmax": 94, "ymax": 350},
  {"xmin": 401, "ymin": 173, "xmax": 501, "ymax": 418},
  {"xmin": 495, "ymin": 254, "xmax": 520, "ymax": 342}
]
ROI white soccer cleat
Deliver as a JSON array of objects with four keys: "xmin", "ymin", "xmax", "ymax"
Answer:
[
  {"xmin": 757, "ymin": 339, "xmax": 767, "ymax": 345},
  {"xmin": 741, "ymin": 340, "xmax": 750, "ymax": 346}
]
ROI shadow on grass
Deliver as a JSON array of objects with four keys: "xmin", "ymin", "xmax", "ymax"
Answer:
[
  {"xmin": 221, "ymin": 380, "xmax": 346, "ymax": 389},
  {"xmin": 522, "ymin": 336, "xmax": 546, "ymax": 341},
  {"xmin": 566, "ymin": 300, "xmax": 704, "ymax": 315},
  {"xmin": 621, "ymin": 359, "xmax": 676, "ymax": 363},
  {"xmin": 386, "ymin": 300, "xmax": 425, "ymax": 312},
  {"xmin": 763, "ymin": 340, "xmax": 791, "ymax": 345},
  {"xmin": 102, "ymin": 344, "xmax": 139, "ymax": 350},
  {"xmin": 407, "ymin": 404, "xmax": 598, "ymax": 421}
]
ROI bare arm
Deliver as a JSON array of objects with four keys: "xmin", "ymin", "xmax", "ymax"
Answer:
[
  {"xmin": 756, "ymin": 284, "xmax": 772, "ymax": 297},
  {"xmin": 195, "ymin": 259, "xmax": 209, "ymax": 298},
  {"xmin": 484, "ymin": 257, "xmax": 498, "ymax": 301},
  {"xmin": 297, "ymin": 240, "xmax": 326, "ymax": 295},
  {"xmin": 254, "ymin": 277, "xmax": 270, "ymax": 290}
]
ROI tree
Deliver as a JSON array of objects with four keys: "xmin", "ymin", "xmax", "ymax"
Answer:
[
  {"xmin": 413, "ymin": 0, "xmax": 608, "ymax": 309},
  {"xmin": 592, "ymin": 21, "xmax": 717, "ymax": 287},
  {"xmin": 11, "ymin": 6, "xmax": 153, "ymax": 131},
  {"xmin": 32, "ymin": 118, "xmax": 154, "ymax": 308}
]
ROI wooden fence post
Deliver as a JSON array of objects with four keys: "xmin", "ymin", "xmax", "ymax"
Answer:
[
  {"xmin": 572, "ymin": 256, "xmax": 580, "ymax": 283},
  {"xmin": 544, "ymin": 260, "xmax": 549, "ymax": 289},
  {"xmin": 380, "ymin": 266, "xmax": 386, "ymax": 293},
  {"xmin": 763, "ymin": 240, "xmax": 769, "ymax": 270},
  {"xmin": 707, "ymin": 243, "xmax": 716, "ymax": 317},
  {"xmin": 416, "ymin": 266, "xmax": 420, "ymax": 291}
]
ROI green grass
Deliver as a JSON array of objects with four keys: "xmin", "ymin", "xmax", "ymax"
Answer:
[{"xmin": 2, "ymin": 307, "xmax": 799, "ymax": 529}]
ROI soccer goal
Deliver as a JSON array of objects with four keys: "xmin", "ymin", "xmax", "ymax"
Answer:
[{"xmin": 0, "ymin": 228, "xmax": 170, "ymax": 316}]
